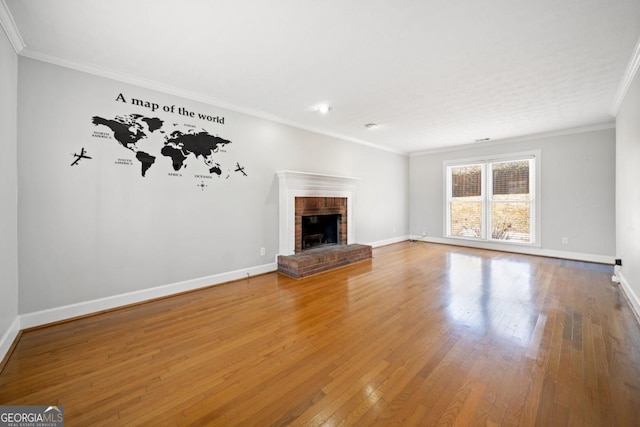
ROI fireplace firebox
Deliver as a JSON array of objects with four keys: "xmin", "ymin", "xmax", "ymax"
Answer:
[
  {"xmin": 295, "ymin": 196, "xmax": 347, "ymax": 253},
  {"xmin": 302, "ymin": 214, "xmax": 341, "ymax": 250}
]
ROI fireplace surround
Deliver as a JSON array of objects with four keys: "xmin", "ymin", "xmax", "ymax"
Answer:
[
  {"xmin": 276, "ymin": 171, "xmax": 371, "ymax": 278},
  {"xmin": 276, "ymin": 171, "xmax": 359, "ymax": 256}
]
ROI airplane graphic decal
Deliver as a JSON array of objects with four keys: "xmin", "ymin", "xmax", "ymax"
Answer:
[
  {"xmin": 234, "ymin": 162, "xmax": 247, "ymax": 176},
  {"xmin": 71, "ymin": 147, "xmax": 92, "ymax": 166}
]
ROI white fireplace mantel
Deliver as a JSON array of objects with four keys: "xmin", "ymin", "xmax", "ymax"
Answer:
[{"xmin": 277, "ymin": 171, "xmax": 360, "ymax": 255}]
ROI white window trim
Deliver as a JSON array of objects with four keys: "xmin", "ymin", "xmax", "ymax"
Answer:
[{"xmin": 443, "ymin": 150, "xmax": 541, "ymax": 247}]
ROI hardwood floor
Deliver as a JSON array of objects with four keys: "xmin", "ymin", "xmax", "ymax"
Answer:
[{"xmin": 1, "ymin": 242, "xmax": 639, "ymax": 426}]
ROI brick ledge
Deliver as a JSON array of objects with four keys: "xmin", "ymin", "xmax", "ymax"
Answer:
[{"xmin": 277, "ymin": 244, "xmax": 372, "ymax": 279}]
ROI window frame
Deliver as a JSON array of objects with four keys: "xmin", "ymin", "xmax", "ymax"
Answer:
[{"xmin": 444, "ymin": 150, "xmax": 541, "ymax": 247}]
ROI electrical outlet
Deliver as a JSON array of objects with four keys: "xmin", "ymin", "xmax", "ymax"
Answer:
[
  {"xmin": 562, "ymin": 237, "xmax": 569, "ymax": 244},
  {"xmin": 260, "ymin": 247, "xmax": 266, "ymax": 256},
  {"xmin": 422, "ymin": 228, "xmax": 427, "ymax": 236}
]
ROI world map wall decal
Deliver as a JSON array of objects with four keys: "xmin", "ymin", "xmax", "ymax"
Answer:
[{"xmin": 86, "ymin": 93, "xmax": 246, "ymax": 184}]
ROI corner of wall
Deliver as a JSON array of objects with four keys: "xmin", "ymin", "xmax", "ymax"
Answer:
[
  {"xmin": 0, "ymin": 316, "xmax": 20, "ymax": 369},
  {"xmin": 614, "ymin": 35, "xmax": 640, "ymax": 329},
  {"xmin": 0, "ymin": 5, "xmax": 20, "ymax": 370},
  {"xmin": 617, "ymin": 270, "xmax": 640, "ymax": 326}
]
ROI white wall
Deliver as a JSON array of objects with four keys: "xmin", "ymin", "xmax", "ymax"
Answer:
[
  {"xmin": 616, "ymin": 67, "xmax": 640, "ymax": 315},
  {"xmin": 0, "ymin": 26, "xmax": 19, "ymax": 357},
  {"xmin": 409, "ymin": 128, "xmax": 616, "ymax": 262},
  {"xmin": 16, "ymin": 58, "xmax": 409, "ymax": 318}
]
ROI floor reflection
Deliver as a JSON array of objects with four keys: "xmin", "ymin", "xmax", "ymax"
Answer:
[{"xmin": 445, "ymin": 251, "xmax": 535, "ymax": 346}]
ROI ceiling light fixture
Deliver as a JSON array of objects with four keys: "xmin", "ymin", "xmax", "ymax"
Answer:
[
  {"xmin": 364, "ymin": 123, "xmax": 379, "ymax": 129},
  {"xmin": 316, "ymin": 104, "xmax": 332, "ymax": 114}
]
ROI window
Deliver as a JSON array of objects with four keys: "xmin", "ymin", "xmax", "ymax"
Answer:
[{"xmin": 445, "ymin": 154, "xmax": 537, "ymax": 245}]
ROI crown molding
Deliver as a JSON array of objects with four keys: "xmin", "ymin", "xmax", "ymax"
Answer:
[
  {"xmin": 0, "ymin": 0, "xmax": 25, "ymax": 53},
  {"xmin": 611, "ymin": 35, "xmax": 640, "ymax": 116},
  {"xmin": 18, "ymin": 46, "xmax": 407, "ymax": 157},
  {"xmin": 409, "ymin": 122, "xmax": 615, "ymax": 157}
]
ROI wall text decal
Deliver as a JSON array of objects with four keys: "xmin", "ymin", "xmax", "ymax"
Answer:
[{"xmin": 115, "ymin": 93, "xmax": 225, "ymax": 124}]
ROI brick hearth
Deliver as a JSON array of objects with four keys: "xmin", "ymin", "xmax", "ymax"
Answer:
[{"xmin": 278, "ymin": 244, "xmax": 372, "ymax": 279}]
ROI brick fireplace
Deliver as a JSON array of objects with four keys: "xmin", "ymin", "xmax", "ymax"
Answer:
[
  {"xmin": 276, "ymin": 170, "xmax": 359, "ymax": 256},
  {"xmin": 276, "ymin": 171, "xmax": 372, "ymax": 278}
]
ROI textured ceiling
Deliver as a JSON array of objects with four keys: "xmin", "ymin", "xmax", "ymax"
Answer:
[{"xmin": 3, "ymin": 0, "xmax": 640, "ymax": 154}]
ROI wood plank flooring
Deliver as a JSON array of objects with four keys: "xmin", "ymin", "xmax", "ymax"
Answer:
[{"xmin": 1, "ymin": 242, "xmax": 640, "ymax": 426}]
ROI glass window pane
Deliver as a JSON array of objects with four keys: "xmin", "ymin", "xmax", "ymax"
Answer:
[
  {"xmin": 491, "ymin": 201, "xmax": 531, "ymax": 243},
  {"xmin": 451, "ymin": 165, "xmax": 482, "ymax": 198},
  {"xmin": 492, "ymin": 160, "xmax": 529, "ymax": 196},
  {"xmin": 446, "ymin": 156, "xmax": 536, "ymax": 244},
  {"xmin": 450, "ymin": 201, "xmax": 482, "ymax": 238}
]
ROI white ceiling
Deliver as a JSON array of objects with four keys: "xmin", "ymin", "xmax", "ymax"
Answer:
[{"xmin": 2, "ymin": 0, "xmax": 639, "ymax": 154}]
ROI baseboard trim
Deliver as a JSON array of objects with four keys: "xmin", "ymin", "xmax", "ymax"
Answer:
[
  {"xmin": 0, "ymin": 316, "xmax": 21, "ymax": 371},
  {"xmin": 409, "ymin": 236, "xmax": 615, "ymax": 264},
  {"xmin": 617, "ymin": 270, "xmax": 640, "ymax": 326},
  {"xmin": 19, "ymin": 262, "xmax": 278, "ymax": 331},
  {"xmin": 368, "ymin": 236, "xmax": 410, "ymax": 248}
]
